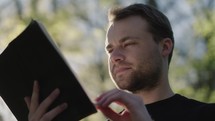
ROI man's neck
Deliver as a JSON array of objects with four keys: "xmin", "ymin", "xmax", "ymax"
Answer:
[{"xmin": 134, "ymin": 81, "xmax": 174, "ymax": 104}]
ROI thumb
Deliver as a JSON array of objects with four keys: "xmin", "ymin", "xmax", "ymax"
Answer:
[{"xmin": 97, "ymin": 106, "xmax": 121, "ymax": 121}]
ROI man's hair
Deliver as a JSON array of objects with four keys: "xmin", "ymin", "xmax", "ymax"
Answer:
[{"xmin": 108, "ymin": 3, "xmax": 174, "ymax": 65}]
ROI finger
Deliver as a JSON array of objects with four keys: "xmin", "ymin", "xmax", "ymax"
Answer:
[
  {"xmin": 96, "ymin": 89, "xmax": 120, "ymax": 107},
  {"xmin": 97, "ymin": 106, "xmax": 121, "ymax": 121},
  {"xmin": 120, "ymin": 111, "xmax": 131, "ymax": 121},
  {"xmin": 96, "ymin": 89, "xmax": 119, "ymax": 101},
  {"xmin": 100, "ymin": 89, "xmax": 137, "ymax": 108},
  {"xmin": 101, "ymin": 89, "xmax": 127, "ymax": 107},
  {"xmin": 96, "ymin": 89, "xmax": 138, "ymax": 111},
  {"xmin": 29, "ymin": 80, "xmax": 40, "ymax": 115},
  {"xmin": 34, "ymin": 88, "xmax": 60, "ymax": 119},
  {"xmin": 40, "ymin": 103, "xmax": 68, "ymax": 121},
  {"xmin": 24, "ymin": 96, "xmax": 31, "ymax": 109}
]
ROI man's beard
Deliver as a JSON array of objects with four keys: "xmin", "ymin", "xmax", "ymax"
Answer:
[
  {"xmin": 112, "ymin": 58, "xmax": 162, "ymax": 93},
  {"xmin": 126, "ymin": 63, "xmax": 162, "ymax": 93}
]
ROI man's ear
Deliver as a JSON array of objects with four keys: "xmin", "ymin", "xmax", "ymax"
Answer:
[{"xmin": 160, "ymin": 38, "xmax": 173, "ymax": 57}]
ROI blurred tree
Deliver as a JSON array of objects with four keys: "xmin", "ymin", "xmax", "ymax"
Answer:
[
  {"xmin": 3, "ymin": 0, "xmax": 211, "ymax": 120},
  {"xmin": 189, "ymin": 0, "xmax": 215, "ymax": 101}
]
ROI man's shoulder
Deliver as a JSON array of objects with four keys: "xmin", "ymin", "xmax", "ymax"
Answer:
[
  {"xmin": 147, "ymin": 94, "xmax": 215, "ymax": 121},
  {"xmin": 176, "ymin": 94, "xmax": 215, "ymax": 112}
]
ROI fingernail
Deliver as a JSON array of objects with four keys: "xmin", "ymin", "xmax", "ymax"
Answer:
[
  {"xmin": 34, "ymin": 80, "xmax": 37, "ymax": 86},
  {"xmin": 54, "ymin": 88, "xmax": 60, "ymax": 94},
  {"xmin": 34, "ymin": 80, "xmax": 39, "ymax": 88},
  {"xmin": 61, "ymin": 103, "xmax": 68, "ymax": 109}
]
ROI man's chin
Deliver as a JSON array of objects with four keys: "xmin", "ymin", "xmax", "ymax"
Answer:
[{"xmin": 115, "ymin": 83, "xmax": 130, "ymax": 90}]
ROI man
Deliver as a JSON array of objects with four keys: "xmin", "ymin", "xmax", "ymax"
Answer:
[{"xmin": 24, "ymin": 3, "xmax": 215, "ymax": 121}]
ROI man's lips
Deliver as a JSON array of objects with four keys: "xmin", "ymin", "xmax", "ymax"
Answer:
[{"xmin": 114, "ymin": 67, "xmax": 131, "ymax": 75}]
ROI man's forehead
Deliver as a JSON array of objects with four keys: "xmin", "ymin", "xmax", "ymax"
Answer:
[
  {"xmin": 105, "ymin": 24, "xmax": 114, "ymax": 44},
  {"xmin": 106, "ymin": 22, "xmax": 123, "ymax": 42}
]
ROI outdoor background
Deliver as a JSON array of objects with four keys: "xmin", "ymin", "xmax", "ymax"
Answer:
[{"xmin": 0, "ymin": 0, "xmax": 215, "ymax": 120}]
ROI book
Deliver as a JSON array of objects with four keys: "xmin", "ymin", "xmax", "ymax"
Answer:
[{"xmin": 0, "ymin": 20, "xmax": 97, "ymax": 121}]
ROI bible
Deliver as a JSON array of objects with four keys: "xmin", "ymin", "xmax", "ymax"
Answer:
[{"xmin": 0, "ymin": 20, "xmax": 97, "ymax": 121}]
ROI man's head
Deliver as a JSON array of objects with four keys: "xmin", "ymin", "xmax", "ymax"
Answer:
[
  {"xmin": 105, "ymin": 3, "xmax": 174, "ymax": 92},
  {"xmin": 108, "ymin": 3, "xmax": 174, "ymax": 64}
]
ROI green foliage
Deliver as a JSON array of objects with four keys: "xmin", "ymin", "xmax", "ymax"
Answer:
[
  {"xmin": 0, "ymin": 0, "xmax": 116, "ymax": 120},
  {"xmin": 191, "ymin": 7, "xmax": 215, "ymax": 101},
  {"xmin": 1, "ymin": 0, "xmax": 215, "ymax": 120}
]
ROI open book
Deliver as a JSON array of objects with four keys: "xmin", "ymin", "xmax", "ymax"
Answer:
[{"xmin": 0, "ymin": 20, "xmax": 97, "ymax": 121}]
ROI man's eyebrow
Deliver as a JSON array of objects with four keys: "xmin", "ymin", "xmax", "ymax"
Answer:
[
  {"xmin": 119, "ymin": 36, "xmax": 139, "ymax": 43},
  {"xmin": 105, "ymin": 36, "xmax": 139, "ymax": 50},
  {"xmin": 119, "ymin": 36, "xmax": 130, "ymax": 43}
]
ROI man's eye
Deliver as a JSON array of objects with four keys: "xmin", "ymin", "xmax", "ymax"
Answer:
[
  {"xmin": 123, "ymin": 42, "xmax": 135, "ymax": 47},
  {"xmin": 107, "ymin": 49, "xmax": 113, "ymax": 54}
]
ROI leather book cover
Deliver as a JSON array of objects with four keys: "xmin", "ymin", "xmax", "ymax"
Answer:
[{"xmin": 0, "ymin": 20, "xmax": 97, "ymax": 121}]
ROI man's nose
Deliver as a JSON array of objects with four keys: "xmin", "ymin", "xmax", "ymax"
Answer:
[{"xmin": 110, "ymin": 49, "xmax": 125, "ymax": 64}]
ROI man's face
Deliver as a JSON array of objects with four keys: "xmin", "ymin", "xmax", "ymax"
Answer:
[{"xmin": 105, "ymin": 16, "xmax": 163, "ymax": 92}]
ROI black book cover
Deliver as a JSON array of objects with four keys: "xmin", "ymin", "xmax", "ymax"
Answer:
[{"xmin": 0, "ymin": 20, "xmax": 97, "ymax": 121}]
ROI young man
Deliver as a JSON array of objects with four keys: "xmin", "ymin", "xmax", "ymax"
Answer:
[{"xmin": 24, "ymin": 3, "xmax": 215, "ymax": 121}]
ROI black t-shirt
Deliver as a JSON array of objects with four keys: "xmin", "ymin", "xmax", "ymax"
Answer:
[{"xmin": 146, "ymin": 94, "xmax": 215, "ymax": 121}]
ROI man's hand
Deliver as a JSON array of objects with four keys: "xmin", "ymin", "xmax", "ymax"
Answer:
[
  {"xmin": 24, "ymin": 81, "xmax": 68, "ymax": 121},
  {"xmin": 95, "ymin": 89, "xmax": 153, "ymax": 121}
]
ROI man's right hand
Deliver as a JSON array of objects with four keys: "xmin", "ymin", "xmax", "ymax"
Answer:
[{"xmin": 95, "ymin": 89, "xmax": 153, "ymax": 121}]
